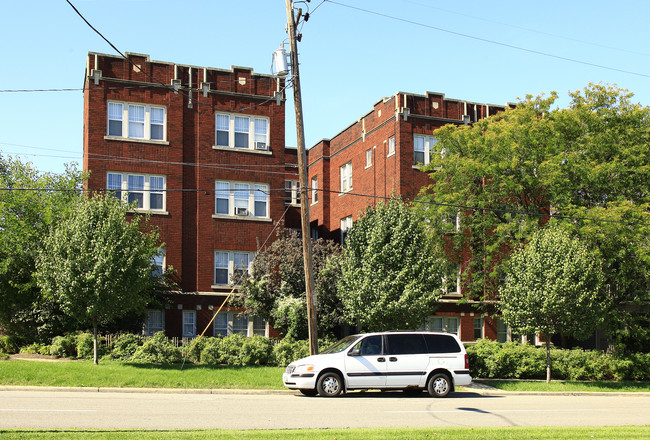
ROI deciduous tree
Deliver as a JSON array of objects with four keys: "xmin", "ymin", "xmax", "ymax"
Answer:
[
  {"xmin": 36, "ymin": 194, "xmax": 161, "ymax": 364},
  {"xmin": 499, "ymin": 226, "xmax": 606, "ymax": 382},
  {"xmin": 338, "ymin": 198, "xmax": 445, "ymax": 331}
]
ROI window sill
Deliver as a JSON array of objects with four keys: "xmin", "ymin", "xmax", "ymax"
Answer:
[
  {"xmin": 365, "ymin": 164, "xmax": 372, "ymax": 170},
  {"xmin": 212, "ymin": 145, "xmax": 273, "ymax": 155},
  {"xmin": 339, "ymin": 188, "xmax": 353, "ymax": 196},
  {"xmin": 284, "ymin": 203, "xmax": 301, "ymax": 208},
  {"xmin": 311, "ymin": 201, "xmax": 318, "ymax": 206},
  {"xmin": 130, "ymin": 209, "xmax": 169, "ymax": 216},
  {"xmin": 104, "ymin": 136, "xmax": 169, "ymax": 146},
  {"xmin": 211, "ymin": 284, "xmax": 242, "ymax": 290},
  {"xmin": 387, "ymin": 152, "xmax": 395, "ymax": 158},
  {"xmin": 212, "ymin": 214, "xmax": 272, "ymax": 222}
]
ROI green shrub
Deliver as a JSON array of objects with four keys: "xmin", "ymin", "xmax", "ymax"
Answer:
[
  {"xmin": 240, "ymin": 336, "xmax": 275, "ymax": 366},
  {"xmin": 110, "ymin": 334, "xmax": 143, "ymax": 360},
  {"xmin": 19, "ymin": 343, "xmax": 45, "ymax": 354},
  {"xmin": 181, "ymin": 337, "xmax": 207, "ymax": 364},
  {"xmin": 130, "ymin": 332, "xmax": 180, "ymax": 364},
  {"xmin": 218, "ymin": 334, "xmax": 247, "ymax": 366},
  {"xmin": 75, "ymin": 333, "xmax": 95, "ymax": 359},
  {"xmin": 272, "ymin": 337, "xmax": 310, "ymax": 367},
  {"xmin": 200, "ymin": 337, "xmax": 223, "ymax": 365},
  {"xmin": 0, "ymin": 335, "xmax": 20, "ymax": 354},
  {"xmin": 50, "ymin": 334, "xmax": 77, "ymax": 358}
]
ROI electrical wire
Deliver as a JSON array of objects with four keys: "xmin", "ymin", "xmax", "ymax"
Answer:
[{"xmin": 324, "ymin": 0, "xmax": 650, "ymax": 79}]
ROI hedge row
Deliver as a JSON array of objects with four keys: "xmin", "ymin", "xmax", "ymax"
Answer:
[
  {"xmin": 3, "ymin": 332, "xmax": 326, "ymax": 367},
  {"xmin": 467, "ymin": 339, "xmax": 650, "ymax": 381}
]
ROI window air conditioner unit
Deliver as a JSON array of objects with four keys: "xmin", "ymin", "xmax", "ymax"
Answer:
[
  {"xmin": 255, "ymin": 142, "xmax": 268, "ymax": 150},
  {"xmin": 235, "ymin": 207, "xmax": 249, "ymax": 216}
]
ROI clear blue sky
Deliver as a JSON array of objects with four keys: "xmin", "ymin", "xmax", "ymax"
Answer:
[{"xmin": 1, "ymin": 0, "xmax": 649, "ymax": 175}]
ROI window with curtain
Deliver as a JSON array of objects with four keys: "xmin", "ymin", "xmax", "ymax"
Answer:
[
  {"xmin": 107, "ymin": 101, "xmax": 166, "ymax": 141},
  {"xmin": 106, "ymin": 172, "xmax": 166, "ymax": 212},
  {"xmin": 214, "ymin": 181, "xmax": 268, "ymax": 219},
  {"xmin": 215, "ymin": 112, "xmax": 269, "ymax": 150}
]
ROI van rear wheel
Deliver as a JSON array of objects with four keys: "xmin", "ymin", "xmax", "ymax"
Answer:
[{"xmin": 427, "ymin": 373, "xmax": 451, "ymax": 398}]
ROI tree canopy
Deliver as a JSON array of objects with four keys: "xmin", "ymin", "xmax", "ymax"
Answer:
[
  {"xmin": 418, "ymin": 83, "xmax": 650, "ymax": 350},
  {"xmin": 36, "ymin": 194, "xmax": 161, "ymax": 363},
  {"xmin": 0, "ymin": 156, "xmax": 84, "ymax": 343},
  {"xmin": 237, "ymin": 229, "xmax": 343, "ymax": 339},
  {"xmin": 500, "ymin": 226, "xmax": 606, "ymax": 382},
  {"xmin": 338, "ymin": 197, "xmax": 445, "ymax": 331}
]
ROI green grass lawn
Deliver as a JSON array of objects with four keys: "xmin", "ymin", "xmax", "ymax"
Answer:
[
  {"xmin": 1, "ymin": 426, "xmax": 648, "ymax": 439},
  {"xmin": 0, "ymin": 360, "xmax": 286, "ymax": 390},
  {"xmin": 475, "ymin": 379, "xmax": 650, "ymax": 393}
]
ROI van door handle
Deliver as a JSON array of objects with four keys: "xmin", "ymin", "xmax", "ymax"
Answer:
[
  {"xmin": 377, "ymin": 357, "xmax": 386, "ymax": 362},
  {"xmin": 389, "ymin": 357, "xmax": 398, "ymax": 362}
]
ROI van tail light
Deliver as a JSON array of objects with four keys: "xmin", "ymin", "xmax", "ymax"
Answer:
[{"xmin": 465, "ymin": 354, "xmax": 469, "ymax": 370}]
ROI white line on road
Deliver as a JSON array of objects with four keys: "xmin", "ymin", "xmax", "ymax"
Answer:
[
  {"xmin": 386, "ymin": 409, "xmax": 606, "ymax": 414},
  {"xmin": 0, "ymin": 409, "xmax": 97, "ymax": 413}
]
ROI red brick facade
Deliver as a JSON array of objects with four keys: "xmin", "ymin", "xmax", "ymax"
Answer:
[
  {"xmin": 83, "ymin": 52, "xmax": 298, "ymax": 338},
  {"xmin": 306, "ymin": 91, "xmax": 506, "ymax": 342}
]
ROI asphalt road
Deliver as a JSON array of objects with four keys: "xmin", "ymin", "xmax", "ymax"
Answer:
[{"xmin": 1, "ymin": 389, "xmax": 649, "ymax": 430}]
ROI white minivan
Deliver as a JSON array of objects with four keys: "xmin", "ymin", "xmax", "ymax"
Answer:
[{"xmin": 282, "ymin": 331, "xmax": 471, "ymax": 397}]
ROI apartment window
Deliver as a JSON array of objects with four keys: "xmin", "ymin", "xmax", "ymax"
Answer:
[
  {"xmin": 442, "ymin": 263, "xmax": 460, "ymax": 295},
  {"xmin": 340, "ymin": 161, "xmax": 352, "ymax": 193},
  {"xmin": 341, "ymin": 215, "xmax": 353, "ymax": 244},
  {"xmin": 214, "ymin": 112, "xmax": 269, "ymax": 150},
  {"xmin": 365, "ymin": 149, "xmax": 372, "ymax": 168},
  {"xmin": 425, "ymin": 316, "xmax": 459, "ymax": 336},
  {"xmin": 213, "ymin": 250, "xmax": 255, "ymax": 286},
  {"xmin": 388, "ymin": 136, "xmax": 395, "ymax": 156},
  {"xmin": 182, "ymin": 310, "xmax": 196, "ymax": 337},
  {"xmin": 152, "ymin": 247, "xmax": 165, "ymax": 277},
  {"xmin": 497, "ymin": 319, "xmax": 509, "ymax": 343},
  {"xmin": 107, "ymin": 101, "xmax": 166, "ymax": 141},
  {"xmin": 311, "ymin": 177, "xmax": 318, "ymax": 204},
  {"xmin": 144, "ymin": 310, "xmax": 164, "ymax": 336},
  {"xmin": 413, "ymin": 135, "xmax": 439, "ymax": 166},
  {"xmin": 106, "ymin": 172, "xmax": 166, "ymax": 212},
  {"xmin": 474, "ymin": 317, "xmax": 484, "ymax": 340},
  {"xmin": 213, "ymin": 312, "xmax": 267, "ymax": 337},
  {"xmin": 285, "ymin": 180, "xmax": 300, "ymax": 205},
  {"xmin": 214, "ymin": 181, "xmax": 269, "ymax": 218}
]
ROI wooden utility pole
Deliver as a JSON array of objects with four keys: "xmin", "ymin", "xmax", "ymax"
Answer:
[{"xmin": 285, "ymin": 0, "xmax": 318, "ymax": 355}]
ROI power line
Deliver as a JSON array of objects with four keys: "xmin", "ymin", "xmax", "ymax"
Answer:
[
  {"xmin": 325, "ymin": 0, "xmax": 650, "ymax": 79},
  {"xmin": 65, "ymin": 0, "xmax": 290, "ymax": 116},
  {"xmin": 401, "ymin": 0, "xmax": 650, "ymax": 58},
  {"xmin": 2, "ymin": 184, "xmax": 647, "ymax": 227}
]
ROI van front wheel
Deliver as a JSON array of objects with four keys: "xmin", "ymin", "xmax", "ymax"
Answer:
[
  {"xmin": 317, "ymin": 372, "xmax": 343, "ymax": 397},
  {"xmin": 427, "ymin": 373, "xmax": 451, "ymax": 398}
]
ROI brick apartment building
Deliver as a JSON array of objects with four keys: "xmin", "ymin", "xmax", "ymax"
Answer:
[
  {"xmin": 307, "ymin": 91, "xmax": 511, "ymax": 343},
  {"xmin": 83, "ymin": 52, "xmax": 301, "ymax": 339}
]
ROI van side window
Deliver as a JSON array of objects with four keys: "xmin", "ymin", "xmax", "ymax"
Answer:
[
  {"xmin": 354, "ymin": 335, "xmax": 383, "ymax": 356},
  {"xmin": 386, "ymin": 334, "xmax": 427, "ymax": 355},
  {"xmin": 424, "ymin": 334, "xmax": 461, "ymax": 353}
]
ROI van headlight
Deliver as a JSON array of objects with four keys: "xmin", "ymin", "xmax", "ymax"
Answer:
[{"xmin": 294, "ymin": 364, "xmax": 316, "ymax": 375}]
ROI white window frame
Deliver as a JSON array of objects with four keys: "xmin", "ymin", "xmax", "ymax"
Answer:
[
  {"xmin": 388, "ymin": 136, "xmax": 396, "ymax": 157},
  {"xmin": 182, "ymin": 310, "xmax": 196, "ymax": 337},
  {"xmin": 212, "ymin": 312, "xmax": 268, "ymax": 337},
  {"xmin": 214, "ymin": 112, "xmax": 270, "ymax": 151},
  {"xmin": 341, "ymin": 215, "xmax": 353, "ymax": 244},
  {"xmin": 144, "ymin": 309, "xmax": 164, "ymax": 336},
  {"xmin": 365, "ymin": 148, "xmax": 372, "ymax": 168},
  {"xmin": 213, "ymin": 250, "xmax": 255, "ymax": 286},
  {"xmin": 106, "ymin": 172, "xmax": 166, "ymax": 213},
  {"xmin": 413, "ymin": 135, "xmax": 439, "ymax": 166},
  {"xmin": 152, "ymin": 247, "xmax": 165, "ymax": 277},
  {"xmin": 497, "ymin": 319, "xmax": 510, "ymax": 343},
  {"xmin": 285, "ymin": 180, "xmax": 300, "ymax": 205},
  {"xmin": 442, "ymin": 263, "xmax": 460, "ymax": 296},
  {"xmin": 106, "ymin": 101, "xmax": 166, "ymax": 142},
  {"xmin": 311, "ymin": 176, "xmax": 318, "ymax": 204},
  {"xmin": 474, "ymin": 316, "xmax": 484, "ymax": 340},
  {"xmin": 213, "ymin": 180, "xmax": 269, "ymax": 219},
  {"xmin": 424, "ymin": 316, "xmax": 459, "ymax": 336},
  {"xmin": 340, "ymin": 161, "xmax": 352, "ymax": 193}
]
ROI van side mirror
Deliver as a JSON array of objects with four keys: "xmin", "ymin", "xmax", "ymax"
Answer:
[{"xmin": 348, "ymin": 348, "xmax": 361, "ymax": 356}]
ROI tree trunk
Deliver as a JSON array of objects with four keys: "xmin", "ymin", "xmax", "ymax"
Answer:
[
  {"xmin": 93, "ymin": 322, "xmax": 98, "ymax": 365},
  {"xmin": 545, "ymin": 335, "xmax": 551, "ymax": 384}
]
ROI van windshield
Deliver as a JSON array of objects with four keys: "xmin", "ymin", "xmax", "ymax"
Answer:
[{"xmin": 320, "ymin": 335, "xmax": 361, "ymax": 354}]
